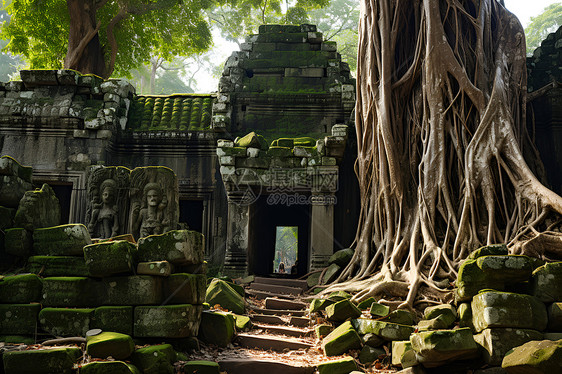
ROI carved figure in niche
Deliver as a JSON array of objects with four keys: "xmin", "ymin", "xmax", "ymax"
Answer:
[
  {"xmin": 88, "ymin": 179, "xmax": 119, "ymax": 238},
  {"xmin": 132, "ymin": 182, "xmax": 171, "ymax": 238}
]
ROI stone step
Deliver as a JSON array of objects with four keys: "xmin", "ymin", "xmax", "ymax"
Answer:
[
  {"xmin": 251, "ymin": 314, "xmax": 287, "ymax": 325},
  {"xmin": 236, "ymin": 333, "xmax": 314, "ymax": 352},
  {"xmin": 253, "ymin": 277, "xmax": 309, "ymax": 291},
  {"xmin": 265, "ymin": 297, "xmax": 308, "ymax": 311},
  {"xmin": 218, "ymin": 359, "xmax": 314, "ymax": 374},
  {"xmin": 289, "ymin": 316, "xmax": 311, "ymax": 327},
  {"xmin": 252, "ymin": 323, "xmax": 313, "ymax": 338},
  {"xmin": 251, "ymin": 307, "xmax": 306, "ymax": 317},
  {"xmin": 246, "ymin": 289, "xmax": 296, "ymax": 300},
  {"xmin": 249, "ymin": 283, "xmax": 303, "ymax": 296}
]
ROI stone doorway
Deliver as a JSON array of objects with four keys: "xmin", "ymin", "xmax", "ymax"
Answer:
[{"xmin": 179, "ymin": 199, "xmax": 204, "ymax": 232}]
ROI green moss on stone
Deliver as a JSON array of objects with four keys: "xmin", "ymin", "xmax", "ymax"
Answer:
[
  {"xmin": 0, "ymin": 273, "xmax": 42, "ymax": 303},
  {"xmin": 92, "ymin": 306, "xmax": 133, "ymax": 336},
  {"xmin": 0, "ymin": 304, "xmax": 41, "ymax": 335},
  {"xmin": 80, "ymin": 361, "xmax": 141, "ymax": 374},
  {"xmin": 131, "ymin": 344, "xmax": 176, "ymax": 374},
  {"xmin": 134, "ymin": 304, "xmax": 202, "ymax": 338},
  {"xmin": 42, "ymin": 276, "xmax": 101, "ymax": 307},
  {"xmin": 87, "ymin": 331, "xmax": 135, "ymax": 360},
  {"xmin": 164, "ymin": 273, "xmax": 206, "ymax": 304},
  {"xmin": 84, "ymin": 240, "xmax": 136, "ymax": 277},
  {"xmin": 3, "ymin": 347, "xmax": 81, "ymax": 374},
  {"xmin": 27, "ymin": 255, "xmax": 89, "ymax": 276},
  {"xmin": 33, "ymin": 224, "xmax": 91, "ymax": 256},
  {"xmin": 39, "ymin": 307, "xmax": 94, "ymax": 337}
]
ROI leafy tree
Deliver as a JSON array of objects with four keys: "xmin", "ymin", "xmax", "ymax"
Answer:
[
  {"xmin": 325, "ymin": 0, "xmax": 562, "ymax": 310},
  {"xmin": 1, "ymin": 0, "xmax": 213, "ymax": 78},
  {"xmin": 0, "ymin": 6, "xmax": 21, "ymax": 81},
  {"xmin": 525, "ymin": 3, "xmax": 562, "ymax": 55}
]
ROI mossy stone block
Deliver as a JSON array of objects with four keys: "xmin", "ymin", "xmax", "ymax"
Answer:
[
  {"xmin": 0, "ymin": 156, "xmax": 32, "ymax": 182},
  {"xmin": 328, "ymin": 248, "xmax": 354, "ymax": 267},
  {"xmin": 467, "ymin": 244, "xmax": 508, "ymax": 260},
  {"xmin": 317, "ymin": 356, "xmax": 357, "ymax": 374},
  {"xmin": 369, "ymin": 302, "xmax": 390, "ymax": 317},
  {"xmin": 424, "ymin": 304, "xmax": 457, "ymax": 321},
  {"xmin": 458, "ymin": 303, "xmax": 473, "ymax": 330},
  {"xmin": 198, "ymin": 310, "xmax": 236, "ymax": 347},
  {"xmin": 3, "ymin": 347, "xmax": 81, "ymax": 374},
  {"xmin": 325, "ymin": 299, "xmax": 362, "ymax": 322},
  {"xmin": 327, "ymin": 291, "xmax": 352, "ymax": 302},
  {"xmin": 0, "ymin": 273, "xmax": 42, "ymax": 303},
  {"xmin": 533, "ymin": 262, "xmax": 562, "ymax": 302},
  {"xmin": 102, "ymin": 275, "xmax": 162, "ymax": 306},
  {"xmin": 92, "ymin": 306, "xmax": 133, "ymax": 335},
  {"xmin": 359, "ymin": 344, "xmax": 385, "ymax": 365},
  {"xmin": 86, "ymin": 331, "xmax": 135, "ymax": 360},
  {"xmin": 33, "ymin": 224, "xmax": 91, "ymax": 256},
  {"xmin": 361, "ymin": 333, "xmax": 385, "ymax": 347},
  {"xmin": 14, "ymin": 183, "xmax": 60, "ymax": 229},
  {"xmin": 134, "ymin": 304, "xmax": 202, "ymax": 338},
  {"xmin": 232, "ymin": 313, "xmax": 251, "ymax": 331},
  {"xmin": 39, "ymin": 307, "xmax": 94, "ymax": 337},
  {"xmin": 309, "ymin": 298, "xmax": 334, "ymax": 313},
  {"xmin": 42, "ymin": 276, "xmax": 100, "ymax": 307},
  {"xmin": 471, "ymin": 291, "xmax": 547, "ymax": 332},
  {"xmin": 267, "ymin": 146, "xmax": 293, "ymax": 157},
  {"xmin": 477, "ymin": 255, "xmax": 534, "ymax": 283},
  {"xmin": 218, "ymin": 146, "xmax": 247, "ymax": 157},
  {"xmin": 79, "ymin": 361, "xmax": 141, "ymax": 374},
  {"xmin": 205, "ymin": 278, "xmax": 245, "ymax": 315},
  {"xmin": 0, "ymin": 205, "xmax": 14, "ymax": 229},
  {"xmin": 4, "ymin": 228, "xmax": 32, "ymax": 257},
  {"xmin": 315, "ymin": 324, "xmax": 334, "ymax": 339},
  {"xmin": 137, "ymin": 261, "xmax": 173, "ymax": 276},
  {"xmin": 137, "ymin": 230, "xmax": 204, "ymax": 265},
  {"xmin": 474, "ymin": 328, "xmax": 544, "ymax": 365},
  {"xmin": 502, "ymin": 339, "xmax": 562, "ymax": 373},
  {"xmin": 355, "ymin": 297, "xmax": 376, "ymax": 310},
  {"xmin": 410, "ymin": 328, "xmax": 478, "ymax": 367},
  {"xmin": 321, "ymin": 263, "xmax": 341, "ymax": 284},
  {"xmin": 380, "ymin": 310, "xmax": 415, "ymax": 325},
  {"xmin": 182, "ymin": 361, "xmax": 220, "ymax": 374},
  {"xmin": 84, "ymin": 240, "xmax": 136, "ymax": 277},
  {"xmin": 352, "ymin": 318, "xmax": 415, "ymax": 341},
  {"xmin": 321, "ymin": 320, "xmax": 362, "ymax": 356},
  {"xmin": 164, "ymin": 273, "xmax": 206, "ymax": 304},
  {"xmin": 547, "ymin": 302, "xmax": 562, "ymax": 331},
  {"xmin": 131, "ymin": 344, "xmax": 176, "ymax": 374},
  {"xmin": 0, "ymin": 335, "xmax": 36, "ymax": 344},
  {"xmin": 392, "ymin": 340, "xmax": 414, "ymax": 367},
  {"xmin": 27, "ymin": 255, "xmax": 89, "ymax": 276},
  {"xmin": 293, "ymin": 137, "xmax": 317, "ymax": 147},
  {"xmin": 0, "ymin": 304, "xmax": 41, "ymax": 335},
  {"xmin": 307, "ymin": 272, "xmax": 320, "ymax": 288},
  {"xmin": 235, "ymin": 131, "xmax": 268, "ymax": 150}
]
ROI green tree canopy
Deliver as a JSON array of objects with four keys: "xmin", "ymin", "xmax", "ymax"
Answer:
[
  {"xmin": 525, "ymin": 3, "xmax": 562, "ymax": 55},
  {"xmin": 1, "ymin": 0, "xmax": 213, "ymax": 78}
]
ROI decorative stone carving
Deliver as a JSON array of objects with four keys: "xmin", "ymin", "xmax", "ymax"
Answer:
[
  {"xmin": 86, "ymin": 166, "xmax": 130, "ymax": 239},
  {"xmin": 129, "ymin": 167, "xmax": 178, "ymax": 239}
]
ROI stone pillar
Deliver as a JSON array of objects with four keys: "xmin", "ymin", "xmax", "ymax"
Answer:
[{"xmin": 223, "ymin": 191, "xmax": 250, "ymax": 277}]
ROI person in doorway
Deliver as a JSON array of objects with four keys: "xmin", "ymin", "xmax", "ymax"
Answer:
[
  {"xmin": 291, "ymin": 260, "xmax": 298, "ymax": 274},
  {"xmin": 278, "ymin": 262, "xmax": 286, "ymax": 273}
]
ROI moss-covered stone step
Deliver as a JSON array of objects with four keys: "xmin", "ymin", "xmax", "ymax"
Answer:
[
  {"xmin": 0, "ymin": 273, "xmax": 42, "ymax": 303},
  {"xmin": 86, "ymin": 331, "xmax": 135, "ymax": 360},
  {"xmin": 352, "ymin": 318, "xmax": 415, "ymax": 341},
  {"xmin": 131, "ymin": 344, "xmax": 176, "ymax": 374},
  {"xmin": 3, "ymin": 347, "xmax": 81, "ymax": 374},
  {"xmin": 134, "ymin": 304, "xmax": 202, "ymax": 338},
  {"xmin": 322, "ymin": 320, "xmax": 362, "ymax": 356},
  {"xmin": 136, "ymin": 230, "xmax": 204, "ymax": 265},
  {"xmin": 410, "ymin": 327, "xmax": 479, "ymax": 367},
  {"xmin": 317, "ymin": 357, "xmax": 358, "ymax": 374},
  {"xmin": 84, "ymin": 240, "xmax": 136, "ymax": 277},
  {"xmin": 217, "ymin": 359, "xmax": 314, "ymax": 374},
  {"xmin": 42, "ymin": 276, "xmax": 101, "ymax": 307},
  {"xmin": 236, "ymin": 333, "xmax": 314, "ymax": 352},
  {"xmin": 79, "ymin": 361, "xmax": 141, "ymax": 374},
  {"xmin": 474, "ymin": 328, "xmax": 544, "ymax": 365},
  {"xmin": 39, "ymin": 307, "xmax": 94, "ymax": 337},
  {"xmin": 0, "ymin": 304, "xmax": 41, "ymax": 335},
  {"xmin": 471, "ymin": 291, "xmax": 548, "ymax": 332},
  {"xmin": 198, "ymin": 310, "xmax": 236, "ymax": 347},
  {"xmin": 502, "ymin": 339, "xmax": 562, "ymax": 373},
  {"xmin": 27, "ymin": 255, "xmax": 89, "ymax": 276},
  {"xmin": 102, "ymin": 275, "xmax": 162, "ymax": 305},
  {"xmin": 33, "ymin": 224, "xmax": 91, "ymax": 256},
  {"xmin": 4, "ymin": 227, "xmax": 32, "ymax": 257},
  {"xmin": 163, "ymin": 273, "xmax": 206, "ymax": 304},
  {"xmin": 91, "ymin": 306, "xmax": 133, "ymax": 336},
  {"xmin": 325, "ymin": 299, "xmax": 361, "ymax": 322}
]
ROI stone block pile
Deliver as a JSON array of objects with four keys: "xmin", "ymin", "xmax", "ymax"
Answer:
[
  {"xmin": 310, "ymin": 245, "xmax": 562, "ymax": 373},
  {"xmin": 527, "ymin": 25, "xmax": 562, "ymax": 92}
]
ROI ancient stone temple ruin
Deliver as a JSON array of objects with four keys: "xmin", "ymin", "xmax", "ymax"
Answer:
[{"xmin": 0, "ymin": 24, "xmax": 358, "ymax": 277}]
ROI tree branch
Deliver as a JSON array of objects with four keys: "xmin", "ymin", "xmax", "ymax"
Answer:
[{"xmin": 64, "ymin": 21, "xmax": 102, "ymax": 70}]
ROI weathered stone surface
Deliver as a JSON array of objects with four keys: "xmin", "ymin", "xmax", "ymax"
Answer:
[
  {"xmin": 79, "ymin": 361, "xmax": 141, "ymax": 374},
  {"xmin": 131, "ymin": 344, "xmax": 176, "ymax": 374},
  {"xmin": 3, "ymin": 347, "xmax": 81, "ymax": 374},
  {"xmin": 102, "ymin": 275, "xmax": 162, "ymax": 305},
  {"xmin": 325, "ymin": 299, "xmax": 362, "ymax": 322},
  {"xmin": 232, "ymin": 313, "xmax": 251, "ymax": 331},
  {"xmin": 182, "ymin": 361, "xmax": 221, "ymax": 374},
  {"xmin": 381, "ymin": 310, "xmax": 415, "ymax": 326},
  {"xmin": 198, "ymin": 310, "xmax": 236, "ymax": 347},
  {"xmin": 27, "ymin": 255, "xmax": 89, "ymax": 276},
  {"xmin": 315, "ymin": 324, "xmax": 334, "ymax": 339},
  {"xmin": 137, "ymin": 261, "xmax": 173, "ymax": 276},
  {"xmin": 0, "ymin": 155, "xmax": 32, "ymax": 182},
  {"xmin": 474, "ymin": 328, "xmax": 544, "ymax": 365},
  {"xmin": 317, "ymin": 357, "xmax": 357, "ymax": 374},
  {"xmin": 458, "ymin": 303, "xmax": 474, "ymax": 330},
  {"xmin": 0, "ymin": 273, "xmax": 42, "ymax": 303},
  {"xmin": 321, "ymin": 263, "xmax": 341, "ymax": 284},
  {"xmin": 164, "ymin": 273, "xmax": 206, "ymax": 304},
  {"xmin": 14, "ymin": 183, "xmax": 60, "ymax": 229},
  {"xmin": 0, "ymin": 304, "xmax": 41, "ymax": 335},
  {"xmin": 134, "ymin": 304, "xmax": 202, "ymax": 338},
  {"xmin": 205, "ymin": 278, "xmax": 245, "ymax": 315},
  {"xmin": 321, "ymin": 320, "xmax": 362, "ymax": 356},
  {"xmin": 235, "ymin": 131, "xmax": 269, "ymax": 150},
  {"xmin": 362, "ymin": 333, "xmax": 385, "ymax": 347},
  {"xmin": 86, "ymin": 331, "xmax": 135, "ymax": 360},
  {"xmin": 136, "ymin": 230, "xmax": 204, "ymax": 265},
  {"xmin": 328, "ymin": 248, "xmax": 354, "ymax": 267},
  {"xmin": 92, "ymin": 306, "xmax": 133, "ymax": 335},
  {"xmin": 471, "ymin": 291, "xmax": 548, "ymax": 332},
  {"xmin": 369, "ymin": 302, "xmax": 390, "ymax": 316},
  {"xmin": 33, "ymin": 224, "xmax": 91, "ymax": 256},
  {"xmin": 0, "ymin": 205, "xmax": 13, "ymax": 229},
  {"xmin": 410, "ymin": 328, "xmax": 479, "ymax": 367},
  {"xmin": 533, "ymin": 262, "xmax": 562, "ymax": 302},
  {"xmin": 502, "ymin": 339, "xmax": 562, "ymax": 373},
  {"xmin": 4, "ymin": 227, "xmax": 32, "ymax": 257},
  {"xmin": 309, "ymin": 298, "xmax": 334, "ymax": 313},
  {"xmin": 392, "ymin": 340, "xmax": 417, "ymax": 368},
  {"xmin": 467, "ymin": 244, "xmax": 508, "ymax": 260},
  {"xmin": 355, "ymin": 297, "xmax": 376, "ymax": 311},
  {"xmin": 39, "ymin": 307, "xmax": 94, "ymax": 336},
  {"xmin": 547, "ymin": 302, "xmax": 562, "ymax": 331},
  {"xmin": 352, "ymin": 318, "xmax": 415, "ymax": 341},
  {"xmin": 419, "ymin": 304, "xmax": 456, "ymax": 330},
  {"xmin": 359, "ymin": 345, "xmax": 385, "ymax": 365},
  {"xmin": 42, "ymin": 276, "xmax": 100, "ymax": 307},
  {"xmin": 84, "ymin": 240, "xmax": 136, "ymax": 277},
  {"xmin": 327, "ymin": 291, "xmax": 352, "ymax": 302}
]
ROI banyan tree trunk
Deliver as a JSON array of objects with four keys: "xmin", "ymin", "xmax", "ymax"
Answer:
[{"xmin": 328, "ymin": 0, "xmax": 562, "ymax": 310}]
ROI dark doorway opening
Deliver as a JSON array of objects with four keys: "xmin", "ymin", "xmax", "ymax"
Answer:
[
  {"xmin": 248, "ymin": 196, "xmax": 310, "ymax": 277},
  {"xmin": 44, "ymin": 183, "xmax": 72, "ymax": 224},
  {"xmin": 179, "ymin": 199, "xmax": 204, "ymax": 232}
]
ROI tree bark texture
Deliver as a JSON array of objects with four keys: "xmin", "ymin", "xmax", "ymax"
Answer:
[{"xmin": 328, "ymin": 0, "xmax": 562, "ymax": 310}]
